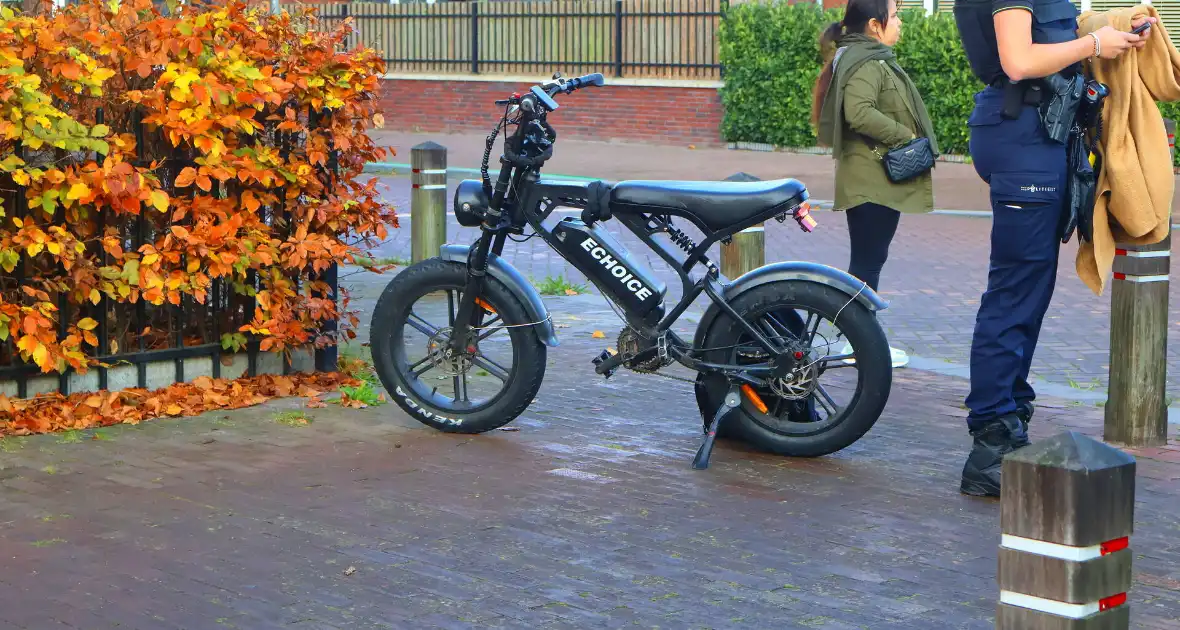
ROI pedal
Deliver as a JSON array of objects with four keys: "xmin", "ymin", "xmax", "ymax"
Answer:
[
  {"xmin": 692, "ymin": 385, "xmax": 742, "ymax": 470},
  {"xmin": 592, "ymin": 348, "xmax": 620, "ymax": 378}
]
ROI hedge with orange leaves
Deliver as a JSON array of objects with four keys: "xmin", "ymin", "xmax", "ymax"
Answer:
[{"xmin": 0, "ymin": 0, "xmax": 395, "ymax": 376}]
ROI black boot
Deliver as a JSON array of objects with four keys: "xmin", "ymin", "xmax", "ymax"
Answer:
[
  {"xmin": 1016, "ymin": 401, "xmax": 1034, "ymax": 431},
  {"xmin": 960, "ymin": 414, "xmax": 1030, "ymax": 497}
]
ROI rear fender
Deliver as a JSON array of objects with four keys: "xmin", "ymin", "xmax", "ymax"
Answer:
[
  {"xmin": 439, "ymin": 245, "xmax": 560, "ymax": 347},
  {"xmin": 692, "ymin": 261, "xmax": 888, "ymax": 348}
]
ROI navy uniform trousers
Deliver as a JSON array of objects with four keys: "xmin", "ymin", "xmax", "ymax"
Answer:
[{"xmin": 964, "ymin": 87, "xmax": 1067, "ymax": 430}]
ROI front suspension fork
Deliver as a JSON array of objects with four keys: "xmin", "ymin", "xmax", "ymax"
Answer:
[{"xmin": 449, "ymin": 229, "xmax": 506, "ymax": 355}]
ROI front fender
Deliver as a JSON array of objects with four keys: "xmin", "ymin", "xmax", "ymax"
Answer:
[
  {"xmin": 439, "ymin": 245, "xmax": 560, "ymax": 347},
  {"xmin": 693, "ymin": 261, "xmax": 888, "ymax": 348}
]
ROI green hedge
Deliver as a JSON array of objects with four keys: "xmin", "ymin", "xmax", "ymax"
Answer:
[
  {"xmin": 718, "ymin": 2, "xmax": 840, "ymax": 148},
  {"xmin": 719, "ymin": 3, "xmax": 976, "ymax": 153},
  {"xmin": 720, "ymin": 2, "xmax": 1180, "ymax": 165}
]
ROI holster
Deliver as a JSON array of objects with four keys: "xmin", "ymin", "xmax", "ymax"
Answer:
[
  {"xmin": 1038, "ymin": 72, "xmax": 1085, "ymax": 145},
  {"xmin": 1060, "ymin": 78, "xmax": 1108, "ymax": 244}
]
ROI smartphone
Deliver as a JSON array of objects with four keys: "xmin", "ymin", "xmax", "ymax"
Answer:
[{"xmin": 1131, "ymin": 21, "xmax": 1152, "ymax": 35}]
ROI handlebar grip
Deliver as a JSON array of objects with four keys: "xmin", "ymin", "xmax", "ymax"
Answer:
[
  {"xmin": 566, "ymin": 73, "xmax": 605, "ymax": 92},
  {"xmin": 577, "ymin": 73, "xmax": 606, "ymax": 88}
]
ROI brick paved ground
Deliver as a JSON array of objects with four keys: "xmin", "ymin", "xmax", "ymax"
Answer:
[
  {"xmin": 0, "ymin": 271, "xmax": 1177, "ymax": 629},
  {"xmin": 1, "ymin": 133, "xmax": 1177, "ymax": 629}
]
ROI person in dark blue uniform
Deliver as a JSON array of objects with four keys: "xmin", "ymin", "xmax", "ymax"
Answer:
[{"xmin": 952, "ymin": 0, "xmax": 1153, "ymax": 497}]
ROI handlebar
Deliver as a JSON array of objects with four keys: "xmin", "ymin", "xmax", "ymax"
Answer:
[
  {"xmin": 482, "ymin": 72, "xmax": 605, "ymax": 205},
  {"xmin": 494, "ymin": 72, "xmax": 606, "ymax": 109}
]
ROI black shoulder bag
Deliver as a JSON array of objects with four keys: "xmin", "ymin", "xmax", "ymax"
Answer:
[
  {"xmin": 875, "ymin": 69, "xmax": 935, "ymax": 183},
  {"xmin": 881, "ymin": 136, "xmax": 936, "ymax": 183}
]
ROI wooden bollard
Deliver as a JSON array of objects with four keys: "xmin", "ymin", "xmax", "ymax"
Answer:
[
  {"xmin": 997, "ymin": 431, "xmax": 1135, "ymax": 629},
  {"xmin": 1105, "ymin": 118, "xmax": 1172, "ymax": 448},
  {"xmin": 720, "ymin": 171, "xmax": 766, "ymax": 279},
  {"xmin": 411, "ymin": 141, "xmax": 448, "ymax": 264}
]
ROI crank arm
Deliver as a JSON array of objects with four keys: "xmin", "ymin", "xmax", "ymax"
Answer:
[{"xmin": 593, "ymin": 350, "xmax": 627, "ymax": 375}]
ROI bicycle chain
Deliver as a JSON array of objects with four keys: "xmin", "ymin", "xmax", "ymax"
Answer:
[{"xmin": 653, "ymin": 371, "xmax": 697, "ymax": 384}]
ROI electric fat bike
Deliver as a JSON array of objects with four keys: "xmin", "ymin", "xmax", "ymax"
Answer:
[{"xmin": 370, "ymin": 73, "xmax": 894, "ymax": 469}]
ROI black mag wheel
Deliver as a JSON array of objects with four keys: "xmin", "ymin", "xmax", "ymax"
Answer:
[
  {"xmin": 369, "ymin": 259, "xmax": 547, "ymax": 433},
  {"xmin": 696, "ymin": 280, "xmax": 892, "ymax": 457}
]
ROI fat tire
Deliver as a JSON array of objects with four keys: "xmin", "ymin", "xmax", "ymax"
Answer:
[
  {"xmin": 369, "ymin": 258, "xmax": 547, "ymax": 434},
  {"xmin": 697, "ymin": 280, "xmax": 892, "ymax": 457}
]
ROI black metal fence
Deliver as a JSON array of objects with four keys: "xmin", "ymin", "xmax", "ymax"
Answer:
[
  {"xmin": 0, "ymin": 107, "xmax": 339, "ymax": 399},
  {"xmin": 292, "ymin": 0, "xmax": 725, "ymax": 80}
]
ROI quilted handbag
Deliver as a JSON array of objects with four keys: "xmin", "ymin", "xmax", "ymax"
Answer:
[{"xmin": 880, "ymin": 136, "xmax": 935, "ymax": 183}]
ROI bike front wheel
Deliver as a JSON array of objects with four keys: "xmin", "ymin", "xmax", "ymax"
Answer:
[{"xmin": 369, "ymin": 259, "xmax": 547, "ymax": 433}]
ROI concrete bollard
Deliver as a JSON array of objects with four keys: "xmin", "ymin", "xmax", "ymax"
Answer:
[
  {"xmin": 720, "ymin": 171, "xmax": 766, "ymax": 279},
  {"xmin": 997, "ymin": 431, "xmax": 1135, "ymax": 629},
  {"xmin": 1105, "ymin": 117, "xmax": 1173, "ymax": 448},
  {"xmin": 411, "ymin": 141, "xmax": 448, "ymax": 263}
]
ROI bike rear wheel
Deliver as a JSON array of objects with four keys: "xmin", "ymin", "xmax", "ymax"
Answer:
[
  {"xmin": 696, "ymin": 280, "xmax": 892, "ymax": 457},
  {"xmin": 370, "ymin": 259, "xmax": 547, "ymax": 433}
]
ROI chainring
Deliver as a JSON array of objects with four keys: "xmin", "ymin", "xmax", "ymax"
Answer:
[{"xmin": 617, "ymin": 328, "xmax": 673, "ymax": 373}]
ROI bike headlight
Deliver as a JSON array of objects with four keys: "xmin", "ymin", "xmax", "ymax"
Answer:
[{"xmin": 453, "ymin": 179, "xmax": 489, "ymax": 227}]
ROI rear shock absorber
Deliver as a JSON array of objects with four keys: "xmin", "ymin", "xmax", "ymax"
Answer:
[
  {"xmin": 665, "ymin": 223, "xmax": 721, "ymax": 274},
  {"xmin": 666, "ymin": 225, "xmax": 697, "ymax": 254}
]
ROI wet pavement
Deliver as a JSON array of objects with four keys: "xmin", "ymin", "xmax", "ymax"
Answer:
[
  {"xmin": 0, "ymin": 133, "xmax": 1177, "ymax": 629},
  {"xmin": 1, "ymin": 270, "xmax": 1177, "ymax": 629}
]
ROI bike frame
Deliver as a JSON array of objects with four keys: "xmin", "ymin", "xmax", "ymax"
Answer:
[
  {"xmin": 446, "ymin": 75, "xmax": 857, "ymax": 389},
  {"xmin": 441, "ymin": 74, "xmax": 877, "ymax": 389}
]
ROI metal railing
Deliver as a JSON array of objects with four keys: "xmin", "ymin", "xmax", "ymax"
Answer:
[
  {"xmin": 0, "ymin": 108, "xmax": 339, "ymax": 398},
  {"xmin": 289, "ymin": 0, "xmax": 725, "ymax": 80}
]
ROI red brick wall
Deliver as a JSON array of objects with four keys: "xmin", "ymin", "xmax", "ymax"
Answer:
[{"xmin": 378, "ymin": 78, "xmax": 724, "ymax": 147}]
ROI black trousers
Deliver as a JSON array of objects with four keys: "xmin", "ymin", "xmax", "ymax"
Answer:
[{"xmin": 845, "ymin": 202, "xmax": 900, "ymax": 293}]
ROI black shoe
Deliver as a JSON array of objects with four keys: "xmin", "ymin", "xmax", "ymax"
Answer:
[
  {"xmin": 960, "ymin": 414, "xmax": 1031, "ymax": 497},
  {"xmin": 1016, "ymin": 401, "xmax": 1034, "ymax": 431}
]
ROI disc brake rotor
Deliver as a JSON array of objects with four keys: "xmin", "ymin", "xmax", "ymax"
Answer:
[
  {"xmin": 770, "ymin": 357, "xmax": 819, "ymax": 400},
  {"xmin": 426, "ymin": 327, "xmax": 474, "ymax": 377}
]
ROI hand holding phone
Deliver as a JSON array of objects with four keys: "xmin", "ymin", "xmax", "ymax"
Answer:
[{"xmin": 1131, "ymin": 20, "xmax": 1152, "ymax": 35}]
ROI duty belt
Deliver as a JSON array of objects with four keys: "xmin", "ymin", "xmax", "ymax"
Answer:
[{"xmin": 991, "ymin": 78, "xmax": 1046, "ymax": 117}]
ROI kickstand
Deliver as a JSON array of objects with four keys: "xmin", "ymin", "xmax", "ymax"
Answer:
[{"xmin": 692, "ymin": 385, "xmax": 742, "ymax": 470}]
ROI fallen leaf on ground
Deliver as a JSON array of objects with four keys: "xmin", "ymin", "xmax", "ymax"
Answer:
[
  {"xmin": 338, "ymin": 392, "xmax": 368, "ymax": 409},
  {"xmin": 591, "ymin": 330, "xmax": 606, "ymax": 339},
  {"xmin": 564, "ymin": 288, "xmax": 578, "ymax": 296},
  {"xmin": 343, "ymin": 566, "xmax": 357, "ymax": 576},
  {"xmin": 0, "ymin": 372, "xmax": 360, "ymax": 438}
]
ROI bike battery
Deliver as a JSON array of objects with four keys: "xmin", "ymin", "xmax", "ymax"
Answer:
[{"xmin": 550, "ymin": 218, "xmax": 667, "ymax": 318}]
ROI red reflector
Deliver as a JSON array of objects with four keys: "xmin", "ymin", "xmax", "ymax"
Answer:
[
  {"xmin": 1115, "ymin": 248, "xmax": 1128, "ymax": 256},
  {"xmin": 1114, "ymin": 272, "xmax": 1127, "ymax": 280},
  {"xmin": 1099, "ymin": 593, "xmax": 1127, "ymax": 611},
  {"xmin": 1101, "ymin": 537, "xmax": 1129, "ymax": 555}
]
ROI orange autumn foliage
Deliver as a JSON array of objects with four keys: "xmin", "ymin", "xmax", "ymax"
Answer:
[
  {"xmin": 0, "ymin": 371, "xmax": 360, "ymax": 436},
  {"xmin": 0, "ymin": 0, "xmax": 396, "ymax": 375}
]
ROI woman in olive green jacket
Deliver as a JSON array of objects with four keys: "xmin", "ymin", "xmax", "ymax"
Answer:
[{"xmin": 812, "ymin": 0, "xmax": 938, "ymax": 368}]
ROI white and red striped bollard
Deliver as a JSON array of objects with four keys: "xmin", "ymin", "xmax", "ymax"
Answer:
[
  {"xmin": 411, "ymin": 141, "xmax": 448, "ymax": 264},
  {"xmin": 997, "ymin": 431, "xmax": 1135, "ymax": 629}
]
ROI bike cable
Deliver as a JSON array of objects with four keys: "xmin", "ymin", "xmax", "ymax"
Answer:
[{"xmin": 480, "ymin": 103, "xmax": 513, "ymax": 196}]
